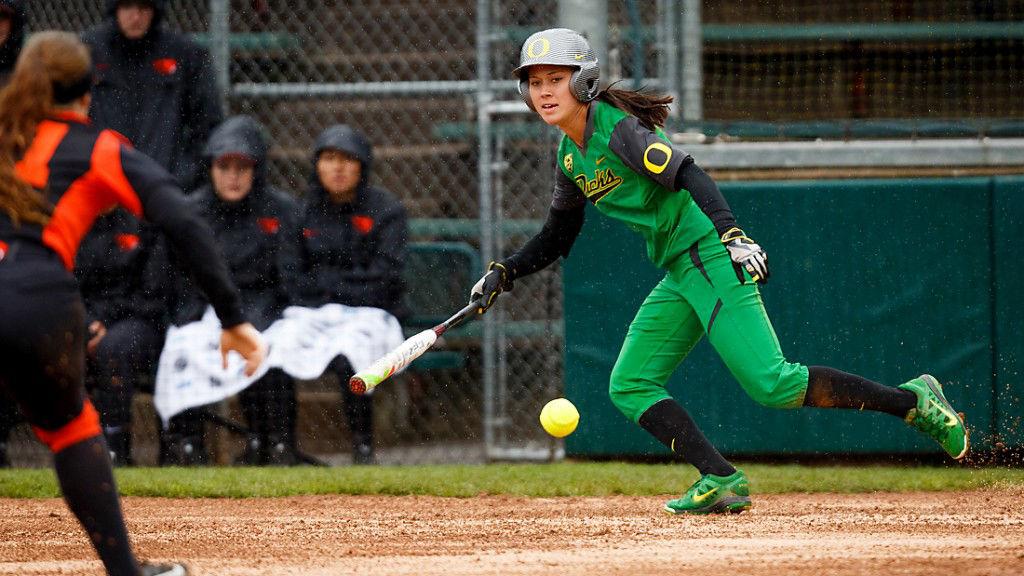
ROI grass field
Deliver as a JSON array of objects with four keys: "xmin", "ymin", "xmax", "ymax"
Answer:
[{"xmin": 2, "ymin": 461, "xmax": 1022, "ymax": 498}]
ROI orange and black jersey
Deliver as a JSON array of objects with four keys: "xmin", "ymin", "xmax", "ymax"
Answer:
[{"xmin": 2, "ymin": 111, "xmax": 245, "ymax": 327}]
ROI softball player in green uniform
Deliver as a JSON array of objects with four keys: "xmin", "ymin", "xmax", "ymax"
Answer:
[{"xmin": 471, "ymin": 28, "xmax": 969, "ymax": 515}]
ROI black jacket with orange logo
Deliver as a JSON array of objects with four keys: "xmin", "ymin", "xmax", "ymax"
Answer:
[
  {"xmin": 3, "ymin": 111, "xmax": 245, "ymax": 328},
  {"xmin": 82, "ymin": 0, "xmax": 222, "ymax": 191},
  {"xmin": 297, "ymin": 126, "xmax": 408, "ymax": 319},
  {"xmin": 75, "ymin": 209, "xmax": 167, "ymax": 331},
  {"xmin": 168, "ymin": 116, "xmax": 300, "ymax": 331}
]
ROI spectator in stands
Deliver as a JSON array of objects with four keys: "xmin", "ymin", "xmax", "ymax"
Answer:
[
  {"xmin": 298, "ymin": 124, "xmax": 408, "ymax": 465},
  {"xmin": 165, "ymin": 115, "xmax": 303, "ymax": 465},
  {"xmin": 0, "ymin": 0, "xmax": 25, "ymax": 468},
  {"xmin": 76, "ymin": 210, "xmax": 168, "ymax": 466},
  {"xmin": 83, "ymin": 0, "xmax": 223, "ymax": 192}
]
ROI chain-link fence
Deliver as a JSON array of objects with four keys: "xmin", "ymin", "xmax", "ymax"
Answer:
[
  {"xmin": 8, "ymin": 0, "xmax": 1022, "ymax": 467},
  {"xmin": 21, "ymin": 0, "xmax": 567, "ymax": 466}
]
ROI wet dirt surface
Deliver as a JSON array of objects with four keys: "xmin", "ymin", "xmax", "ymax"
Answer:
[{"xmin": 1, "ymin": 489, "xmax": 1022, "ymax": 575}]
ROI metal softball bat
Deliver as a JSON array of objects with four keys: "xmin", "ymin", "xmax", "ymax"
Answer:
[{"xmin": 349, "ymin": 300, "xmax": 483, "ymax": 394}]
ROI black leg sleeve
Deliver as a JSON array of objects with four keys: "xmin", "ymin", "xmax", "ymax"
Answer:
[
  {"xmin": 343, "ymin": 388, "xmax": 373, "ymax": 450},
  {"xmin": 803, "ymin": 366, "xmax": 917, "ymax": 418},
  {"xmin": 638, "ymin": 399, "xmax": 735, "ymax": 477},
  {"xmin": 53, "ymin": 435, "xmax": 140, "ymax": 576},
  {"xmin": 264, "ymin": 369, "xmax": 297, "ymax": 441},
  {"xmin": 239, "ymin": 377, "xmax": 270, "ymax": 436},
  {"xmin": 91, "ymin": 319, "xmax": 163, "ymax": 430}
]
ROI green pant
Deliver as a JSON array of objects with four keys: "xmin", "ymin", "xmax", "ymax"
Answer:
[{"xmin": 609, "ymin": 232, "xmax": 809, "ymax": 423}]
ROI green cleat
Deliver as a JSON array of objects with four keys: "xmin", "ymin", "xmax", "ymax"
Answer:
[
  {"xmin": 898, "ymin": 374, "xmax": 969, "ymax": 460},
  {"xmin": 664, "ymin": 469, "xmax": 751, "ymax": 515}
]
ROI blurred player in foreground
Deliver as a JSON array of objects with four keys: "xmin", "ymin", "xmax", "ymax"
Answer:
[
  {"xmin": 0, "ymin": 0, "xmax": 25, "ymax": 468},
  {"xmin": 472, "ymin": 28, "xmax": 968, "ymax": 515},
  {"xmin": 0, "ymin": 32, "xmax": 264, "ymax": 575}
]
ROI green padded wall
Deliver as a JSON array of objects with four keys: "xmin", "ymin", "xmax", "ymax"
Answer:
[
  {"xmin": 994, "ymin": 176, "xmax": 1024, "ymax": 446},
  {"xmin": 564, "ymin": 177, "xmax": 997, "ymax": 456}
]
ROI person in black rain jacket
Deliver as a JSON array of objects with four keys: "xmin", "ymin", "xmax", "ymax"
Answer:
[
  {"xmin": 164, "ymin": 115, "xmax": 302, "ymax": 465},
  {"xmin": 298, "ymin": 124, "xmax": 408, "ymax": 464},
  {"xmin": 76, "ymin": 209, "xmax": 167, "ymax": 466},
  {"xmin": 82, "ymin": 0, "xmax": 223, "ymax": 191}
]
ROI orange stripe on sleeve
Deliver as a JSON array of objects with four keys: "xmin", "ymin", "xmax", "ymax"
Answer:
[
  {"xmin": 14, "ymin": 120, "xmax": 69, "ymax": 188},
  {"xmin": 42, "ymin": 178, "xmax": 120, "ymax": 269},
  {"xmin": 91, "ymin": 130, "xmax": 143, "ymax": 217},
  {"xmin": 32, "ymin": 399, "xmax": 102, "ymax": 454}
]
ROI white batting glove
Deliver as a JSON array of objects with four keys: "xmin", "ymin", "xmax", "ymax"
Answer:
[{"xmin": 721, "ymin": 227, "xmax": 769, "ymax": 284}]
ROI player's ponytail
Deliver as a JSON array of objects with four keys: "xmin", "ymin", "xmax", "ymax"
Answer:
[
  {"xmin": 597, "ymin": 83, "xmax": 674, "ymax": 131},
  {"xmin": 0, "ymin": 31, "xmax": 92, "ymax": 227}
]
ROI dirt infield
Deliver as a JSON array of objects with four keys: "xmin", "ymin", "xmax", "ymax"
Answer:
[{"xmin": 1, "ymin": 489, "xmax": 1022, "ymax": 575}]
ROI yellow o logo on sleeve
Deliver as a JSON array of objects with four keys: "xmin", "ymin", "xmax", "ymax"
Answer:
[
  {"xmin": 643, "ymin": 142, "xmax": 673, "ymax": 174},
  {"xmin": 526, "ymin": 38, "xmax": 551, "ymax": 59}
]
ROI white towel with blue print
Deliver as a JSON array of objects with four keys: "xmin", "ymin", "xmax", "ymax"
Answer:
[{"xmin": 154, "ymin": 304, "xmax": 404, "ymax": 425}]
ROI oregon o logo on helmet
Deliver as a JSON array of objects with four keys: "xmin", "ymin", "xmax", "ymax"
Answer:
[
  {"xmin": 527, "ymin": 37, "xmax": 551, "ymax": 59},
  {"xmin": 643, "ymin": 142, "xmax": 673, "ymax": 174}
]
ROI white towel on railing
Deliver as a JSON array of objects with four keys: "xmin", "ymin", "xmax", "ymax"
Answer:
[{"xmin": 153, "ymin": 304, "xmax": 404, "ymax": 425}]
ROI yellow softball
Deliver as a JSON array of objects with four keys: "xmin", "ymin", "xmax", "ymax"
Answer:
[{"xmin": 539, "ymin": 398, "xmax": 580, "ymax": 438}]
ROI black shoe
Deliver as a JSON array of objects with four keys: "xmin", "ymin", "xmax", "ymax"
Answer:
[
  {"xmin": 264, "ymin": 433, "xmax": 300, "ymax": 466},
  {"xmin": 109, "ymin": 449, "xmax": 132, "ymax": 467},
  {"xmin": 163, "ymin": 434, "xmax": 209, "ymax": 466},
  {"xmin": 236, "ymin": 434, "xmax": 264, "ymax": 466},
  {"xmin": 141, "ymin": 562, "xmax": 189, "ymax": 576},
  {"xmin": 104, "ymin": 426, "xmax": 133, "ymax": 467},
  {"xmin": 353, "ymin": 442, "xmax": 375, "ymax": 465}
]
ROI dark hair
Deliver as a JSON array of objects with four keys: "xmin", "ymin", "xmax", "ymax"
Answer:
[
  {"xmin": 0, "ymin": 31, "xmax": 91, "ymax": 226},
  {"xmin": 597, "ymin": 83, "xmax": 673, "ymax": 131}
]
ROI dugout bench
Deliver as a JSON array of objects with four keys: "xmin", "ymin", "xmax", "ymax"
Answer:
[{"xmin": 402, "ymin": 241, "xmax": 481, "ymax": 372}]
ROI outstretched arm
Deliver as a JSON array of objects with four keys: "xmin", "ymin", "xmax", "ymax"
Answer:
[
  {"xmin": 96, "ymin": 136, "xmax": 266, "ymax": 374},
  {"xmin": 471, "ymin": 168, "xmax": 585, "ymax": 311}
]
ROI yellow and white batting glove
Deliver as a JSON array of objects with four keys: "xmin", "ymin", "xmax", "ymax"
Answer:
[{"xmin": 721, "ymin": 227, "xmax": 769, "ymax": 284}]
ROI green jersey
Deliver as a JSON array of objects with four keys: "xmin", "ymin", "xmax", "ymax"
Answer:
[{"xmin": 553, "ymin": 100, "xmax": 715, "ymax": 268}]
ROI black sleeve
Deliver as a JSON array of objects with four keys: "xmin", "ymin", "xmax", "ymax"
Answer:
[
  {"xmin": 500, "ymin": 202, "xmax": 585, "ymax": 281},
  {"xmin": 672, "ymin": 162, "xmax": 737, "ymax": 237},
  {"xmin": 551, "ymin": 164, "xmax": 586, "ymax": 210},
  {"xmin": 119, "ymin": 145, "xmax": 246, "ymax": 328},
  {"xmin": 608, "ymin": 116, "xmax": 693, "ymax": 190},
  {"xmin": 608, "ymin": 117, "xmax": 738, "ymax": 236}
]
